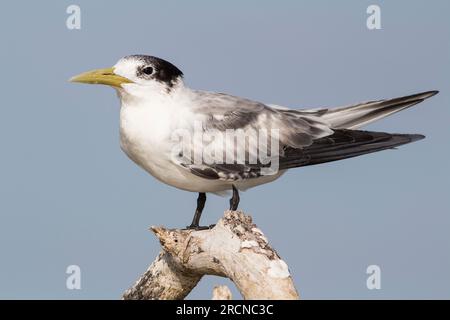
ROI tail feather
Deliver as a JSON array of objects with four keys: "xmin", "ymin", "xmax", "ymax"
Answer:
[
  {"xmin": 280, "ymin": 129, "xmax": 424, "ymax": 169},
  {"xmin": 320, "ymin": 90, "xmax": 438, "ymax": 129}
]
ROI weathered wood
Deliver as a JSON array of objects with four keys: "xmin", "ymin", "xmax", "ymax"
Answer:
[
  {"xmin": 212, "ymin": 285, "xmax": 232, "ymax": 300},
  {"xmin": 123, "ymin": 211, "xmax": 299, "ymax": 300}
]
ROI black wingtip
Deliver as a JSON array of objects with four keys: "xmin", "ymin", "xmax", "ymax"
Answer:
[
  {"xmin": 408, "ymin": 133, "xmax": 426, "ymax": 142},
  {"xmin": 422, "ymin": 90, "xmax": 439, "ymax": 98},
  {"xmin": 394, "ymin": 133, "xmax": 425, "ymax": 143}
]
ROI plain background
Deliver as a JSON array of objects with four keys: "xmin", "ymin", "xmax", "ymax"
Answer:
[{"xmin": 0, "ymin": 0, "xmax": 449, "ymax": 299}]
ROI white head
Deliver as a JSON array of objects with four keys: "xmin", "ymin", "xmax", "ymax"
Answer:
[{"xmin": 70, "ymin": 55, "xmax": 184, "ymax": 99}]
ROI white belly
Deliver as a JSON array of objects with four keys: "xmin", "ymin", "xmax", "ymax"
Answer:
[
  {"xmin": 119, "ymin": 103, "xmax": 285, "ymax": 194},
  {"xmin": 119, "ymin": 103, "xmax": 218, "ymax": 192}
]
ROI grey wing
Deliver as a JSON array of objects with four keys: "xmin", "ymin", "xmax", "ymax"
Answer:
[
  {"xmin": 174, "ymin": 91, "xmax": 435, "ymax": 181},
  {"xmin": 174, "ymin": 91, "xmax": 334, "ymax": 181},
  {"xmin": 191, "ymin": 91, "xmax": 334, "ymax": 147}
]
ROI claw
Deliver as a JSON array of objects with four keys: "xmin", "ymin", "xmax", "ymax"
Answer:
[{"xmin": 185, "ymin": 224, "xmax": 214, "ymax": 231}]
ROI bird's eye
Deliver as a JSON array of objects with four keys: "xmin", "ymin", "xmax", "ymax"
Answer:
[{"xmin": 141, "ymin": 66, "xmax": 153, "ymax": 75}]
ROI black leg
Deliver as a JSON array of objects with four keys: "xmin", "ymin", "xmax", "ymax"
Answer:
[
  {"xmin": 187, "ymin": 193, "xmax": 208, "ymax": 229},
  {"xmin": 229, "ymin": 185, "xmax": 240, "ymax": 211}
]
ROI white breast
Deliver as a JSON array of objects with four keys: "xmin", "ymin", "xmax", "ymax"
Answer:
[
  {"xmin": 119, "ymin": 96, "xmax": 175, "ymax": 175},
  {"xmin": 117, "ymin": 86, "xmax": 218, "ymax": 192}
]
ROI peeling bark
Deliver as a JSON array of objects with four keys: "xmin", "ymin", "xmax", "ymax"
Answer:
[{"xmin": 123, "ymin": 211, "xmax": 299, "ymax": 300}]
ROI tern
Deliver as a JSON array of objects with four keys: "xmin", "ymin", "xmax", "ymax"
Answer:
[{"xmin": 71, "ymin": 55, "xmax": 438, "ymax": 229}]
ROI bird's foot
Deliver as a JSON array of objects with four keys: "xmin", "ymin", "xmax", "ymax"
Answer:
[{"xmin": 185, "ymin": 224, "xmax": 215, "ymax": 231}]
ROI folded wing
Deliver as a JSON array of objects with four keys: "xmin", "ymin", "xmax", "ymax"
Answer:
[{"xmin": 174, "ymin": 91, "xmax": 436, "ymax": 181}]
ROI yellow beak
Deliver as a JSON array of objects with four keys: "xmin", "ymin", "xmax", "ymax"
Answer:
[{"xmin": 69, "ymin": 67, "xmax": 132, "ymax": 88}]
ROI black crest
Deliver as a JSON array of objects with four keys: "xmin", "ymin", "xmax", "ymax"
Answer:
[{"xmin": 127, "ymin": 55, "xmax": 183, "ymax": 87}]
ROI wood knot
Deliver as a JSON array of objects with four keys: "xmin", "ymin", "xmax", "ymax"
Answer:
[{"xmin": 150, "ymin": 226, "xmax": 192, "ymax": 255}]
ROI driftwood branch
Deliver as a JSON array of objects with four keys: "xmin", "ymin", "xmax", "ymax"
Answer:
[{"xmin": 123, "ymin": 211, "xmax": 299, "ymax": 300}]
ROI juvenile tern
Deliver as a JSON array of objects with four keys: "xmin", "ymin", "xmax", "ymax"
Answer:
[{"xmin": 71, "ymin": 55, "xmax": 438, "ymax": 229}]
